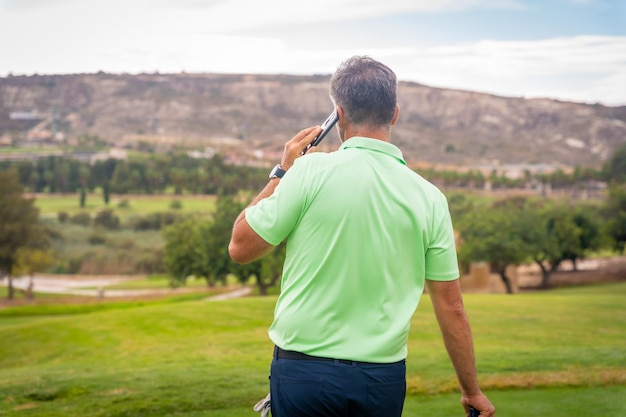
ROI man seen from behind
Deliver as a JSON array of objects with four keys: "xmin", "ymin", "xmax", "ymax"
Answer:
[{"xmin": 229, "ymin": 55, "xmax": 495, "ymax": 417}]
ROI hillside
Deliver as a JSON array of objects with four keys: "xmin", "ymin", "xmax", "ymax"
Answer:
[{"xmin": 1, "ymin": 72, "xmax": 625, "ymax": 167}]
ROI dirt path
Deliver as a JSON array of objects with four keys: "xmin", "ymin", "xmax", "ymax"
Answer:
[
  {"xmin": 3, "ymin": 255, "xmax": 623, "ymax": 302},
  {"xmin": 1, "ymin": 275, "xmax": 252, "ymax": 300},
  {"xmin": 517, "ymin": 256, "xmax": 626, "ymax": 289},
  {"xmin": 204, "ymin": 287, "xmax": 252, "ymax": 301}
]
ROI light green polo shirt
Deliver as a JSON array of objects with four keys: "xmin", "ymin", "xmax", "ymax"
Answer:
[{"xmin": 245, "ymin": 136, "xmax": 459, "ymax": 363}]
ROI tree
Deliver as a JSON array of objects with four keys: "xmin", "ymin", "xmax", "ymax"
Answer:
[
  {"xmin": 169, "ymin": 168, "xmax": 188, "ymax": 195},
  {"xmin": 203, "ymin": 195, "xmax": 244, "ymax": 285},
  {"xmin": 456, "ymin": 196, "xmax": 604, "ymax": 290},
  {"xmin": 506, "ymin": 201, "xmax": 566, "ymax": 288},
  {"xmin": 604, "ymin": 184, "xmax": 626, "ymax": 253},
  {"xmin": 564, "ymin": 207, "xmax": 603, "ymax": 270},
  {"xmin": 603, "ymin": 143, "xmax": 626, "ymax": 184},
  {"xmin": 521, "ymin": 201, "xmax": 602, "ymax": 288},
  {"xmin": 211, "ymin": 195, "xmax": 286, "ymax": 294},
  {"xmin": 457, "ymin": 199, "xmax": 529, "ymax": 293},
  {"xmin": 94, "ymin": 209, "xmax": 120, "ymax": 230},
  {"xmin": 103, "ymin": 181, "xmax": 111, "ymax": 205},
  {"xmin": 162, "ymin": 194, "xmax": 286, "ymax": 294},
  {"xmin": 544, "ymin": 205, "xmax": 582, "ymax": 271},
  {"xmin": 12, "ymin": 248, "xmax": 55, "ymax": 301},
  {"xmin": 163, "ymin": 217, "xmax": 199, "ymax": 287},
  {"xmin": 0, "ymin": 170, "xmax": 46, "ymax": 300},
  {"xmin": 163, "ymin": 210, "xmax": 234, "ymax": 288},
  {"xmin": 257, "ymin": 242, "xmax": 286, "ymax": 295}
]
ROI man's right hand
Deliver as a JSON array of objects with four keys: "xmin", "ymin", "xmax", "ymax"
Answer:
[{"xmin": 280, "ymin": 126, "xmax": 322, "ymax": 170}]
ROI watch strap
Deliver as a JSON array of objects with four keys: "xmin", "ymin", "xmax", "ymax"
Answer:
[{"xmin": 269, "ymin": 164, "xmax": 286, "ymax": 179}]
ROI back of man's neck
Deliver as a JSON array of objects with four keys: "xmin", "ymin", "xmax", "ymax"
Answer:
[{"xmin": 344, "ymin": 126, "xmax": 391, "ymax": 143}]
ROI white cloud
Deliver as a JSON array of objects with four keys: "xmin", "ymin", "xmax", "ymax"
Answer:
[
  {"xmin": 412, "ymin": 36, "xmax": 626, "ymax": 76},
  {"xmin": 0, "ymin": 0, "xmax": 524, "ymax": 34},
  {"xmin": 166, "ymin": 0, "xmax": 524, "ymax": 32},
  {"xmin": 1, "ymin": 1, "xmax": 623, "ymax": 105},
  {"xmin": 388, "ymin": 36, "xmax": 626, "ymax": 105}
]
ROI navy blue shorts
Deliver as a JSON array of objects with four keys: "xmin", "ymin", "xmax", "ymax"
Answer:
[{"xmin": 269, "ymin": 347, "xmax": 406, "ymax": 417}]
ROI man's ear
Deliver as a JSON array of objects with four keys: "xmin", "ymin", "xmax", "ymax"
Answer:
[
  {"xmin": 335, "ymin": 106, "xmax": 346, "ymax": 141},
  {"xmin": 336, "ymin": 106, "xmax": 345, "ymax": 125},
  {"xmin": 391, "ymin": 104, "xmax": 400, "ymax": 126}
]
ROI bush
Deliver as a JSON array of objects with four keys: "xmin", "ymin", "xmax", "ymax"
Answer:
[
  {"xmin": 170, "ymin": 200, "xmax": 183, "ymax": 210},
  {"xmin": 88, "ymin": 229, "xmax": 107, "ymax": 245},
  {"xmin": 57, "ymin": 211, "xmax": 69, "ymax": 223},
  {"xmin": 134, "ymin": 248, "xmax": 164, "ymax": 274},
  {"xmin": 132, "ymin": 212, "xmax": 184, "ymax": 231},
  {"xmin": 66, "ymin": 255, "xmax": 86, "ymax": 274},
  {"xmin": 94, "ymin": 209, "xmax": 120, "ymax": 230},
  {"xmin": 48, "ymin": 262, "xmax": 69, "ymax": 274},
  {"xmin": 70, "ymin": 212, "xmax": 92, "ymax": 227},
  {"xmin": 117, "ymin": 238, "xmax": 135, "ymax": 250}
]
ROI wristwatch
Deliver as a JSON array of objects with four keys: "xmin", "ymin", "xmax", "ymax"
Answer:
[{"xmin": 269, "ymin": 164, "xmax": 286, "ymax": 179}]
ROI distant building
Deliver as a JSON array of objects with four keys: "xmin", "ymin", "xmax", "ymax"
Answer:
[
  {"xmin": 0, "ymin": 148, "xmax": 127, "ymax": 164},
  {"xmin": 80, "ymin": 148, "xmax": 128, "ymax": 164},
  {"xmin": 472, "ymin": 163, "xmax": 565, "ymax": 179},
  {"xmin": 188, "ymin": 147, "xmax": 216, "ymax": 159},
  {"xmin": 9, "ymin": 111, "xmax": 43, "ymax": 120}
]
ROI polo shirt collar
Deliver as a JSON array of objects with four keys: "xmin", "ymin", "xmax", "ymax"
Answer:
[{"xmin": 339, "ymin": 136, "xmax": 406, "ymax": 166}]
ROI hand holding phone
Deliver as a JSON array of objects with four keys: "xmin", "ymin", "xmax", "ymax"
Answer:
[{"xmin": 301, "ymin": 110, "xmax": 339, "ymax": 155}]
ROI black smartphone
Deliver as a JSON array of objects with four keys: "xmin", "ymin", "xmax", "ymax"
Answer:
[
  {"xmin": 301, "ymin": 110, "xmax": 339, "ymax": 155},
  {"xmin": 469, "ymin": 406, "xmax": 480, "ymax": 417}
]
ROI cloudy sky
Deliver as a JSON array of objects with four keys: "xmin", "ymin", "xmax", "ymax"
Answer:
[{"xmin": 1, "ymin": 0, "xmax": 625, "ymax": 106}]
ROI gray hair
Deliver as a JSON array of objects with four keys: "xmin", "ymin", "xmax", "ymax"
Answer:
[{"xmin": 329, "ymin": 56, "xmax": 397, "ymax": 127}]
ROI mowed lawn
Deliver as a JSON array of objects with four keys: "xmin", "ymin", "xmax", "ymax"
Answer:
[
  {"xmin": 0, "ymin": 283, "xmax": 625, "ymax": 416},
  {"xmin": 33, "ymin": 193, "xmax": 216, "ymax": 218}
]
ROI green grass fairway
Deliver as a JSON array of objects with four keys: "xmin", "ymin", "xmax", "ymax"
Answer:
[
  {"xmin": 34, "ymin": 194, "xmax": 216, "ymax": 218},
  {"xmin": 0, "ymin": 147, "xmax": 61, "ymax": 154},
  {"xmin": 1, "ymin": 283, "xmax": 625, "ymax": 416}
]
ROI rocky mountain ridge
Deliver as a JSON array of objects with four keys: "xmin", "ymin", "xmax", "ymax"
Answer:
[{"xmin": 1, "ymin": 72, "xmax": 625, "ymax": 168}]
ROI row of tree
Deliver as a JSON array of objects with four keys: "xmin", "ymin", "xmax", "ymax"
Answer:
[
  {"xmin": 421, "ymin": 165, "xmax": 603, "ymax": 191},
  {"xmin": 1, "ymin": 176, "xmax": 625, "ymax": 298},
  {"xmin": 158, "ymin": 185, "xmax": 626, "ymax": 296},
  {"xmin": 1, "ymin": 143, "xmax": 626, "ymax": 298},
  {"xmin": 2, "ymin": 153, "xmax": 268, "ymax": 196},
  {"xmin": 3, "ymin": 142, "xmax": 626, "ymax": 198},
  {"xmin": 454, "ymin": 190, "xmax": 626, "ymax": 293}
]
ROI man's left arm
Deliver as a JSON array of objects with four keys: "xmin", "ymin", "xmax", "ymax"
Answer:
[{"xmin": 426, "ymin": 279, "xmax": 495, "ymax": 417}]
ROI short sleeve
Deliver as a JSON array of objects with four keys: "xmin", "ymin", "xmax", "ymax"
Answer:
[
  {"xmin": 245, "ymin": 162, "xmax": 309, "ymax": 246},
  {"xmin": 424, "ymin": 195, "xmax": 460, "ymax": 281}
]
